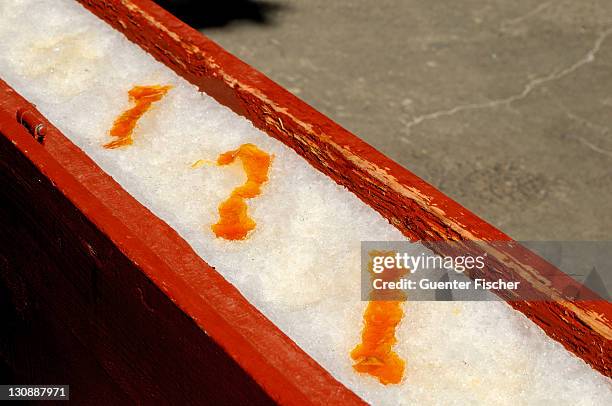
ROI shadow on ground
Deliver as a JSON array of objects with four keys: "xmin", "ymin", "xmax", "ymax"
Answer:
[{"xmin": 153, "ymin": 0, "xmax": 285, "ymax": 29}]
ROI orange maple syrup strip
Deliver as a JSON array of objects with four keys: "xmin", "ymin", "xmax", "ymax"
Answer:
[
  {"xmin": 210, "ymin": 143, "xmax": 272, "ymax": 240},
  {"xmin": 351, "ymin": 251, "xmax": 407, "ymax": 385},
  {"xmin": 103, "ymin": 85, "xmax": 172, "ymax": 149}
]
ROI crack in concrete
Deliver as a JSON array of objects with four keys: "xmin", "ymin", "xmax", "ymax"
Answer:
[
  {"xmin": 401, "ymin": 27, "xmax": 612, "ymax": 134},
  {"xmin": 571, "ymin": 135, "xmax": 612, "ymax": 158},
  {"xmin": 556, "ymin": 100, "xmax": 610, "ymax": 136},
  {"xmin": 500, "ymin": 1, "xmax": 553, "ymax": 30},
  {"xmin": 550, "ymin": 92, "xmax": 612, "ymax": 159}
]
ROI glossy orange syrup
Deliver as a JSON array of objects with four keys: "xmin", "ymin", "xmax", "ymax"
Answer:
[
  {"xmin": 211, "ymin": 144, "xmax": 272, "ymax": 240},
  {"xmin": 104, "ymin": 85, "xmax": 171, "ymax": 149},
  {"xmin": 351, "ymin": 251, "xmax": 407, "ymax": 385}
]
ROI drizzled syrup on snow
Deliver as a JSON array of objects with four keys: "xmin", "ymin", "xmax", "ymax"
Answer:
[
  {"xmin": 351, "ymin": 251, "xmax": 407, "ymax": 385},
  {"xmin": 104, "ymin": 85, "xmax": 171, "ymax": 149},
  {"xmin": 211, "ymin": 143, "xmax": 272, "ymax": 240}
]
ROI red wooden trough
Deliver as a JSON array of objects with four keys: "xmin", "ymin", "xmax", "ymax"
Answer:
[{"xmin": 0, "ymin": 0, "xmax": 609, "ymax": 403}]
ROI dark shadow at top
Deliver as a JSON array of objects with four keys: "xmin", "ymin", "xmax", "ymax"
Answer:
[{"xmin": 153, "ymin": 0, "xmax": 284, "ymax": 29}]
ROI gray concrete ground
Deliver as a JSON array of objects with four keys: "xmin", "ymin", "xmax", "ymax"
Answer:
[{"xmin": 201, "ymin": 0, "xmax": 612, "ymax": 240}]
